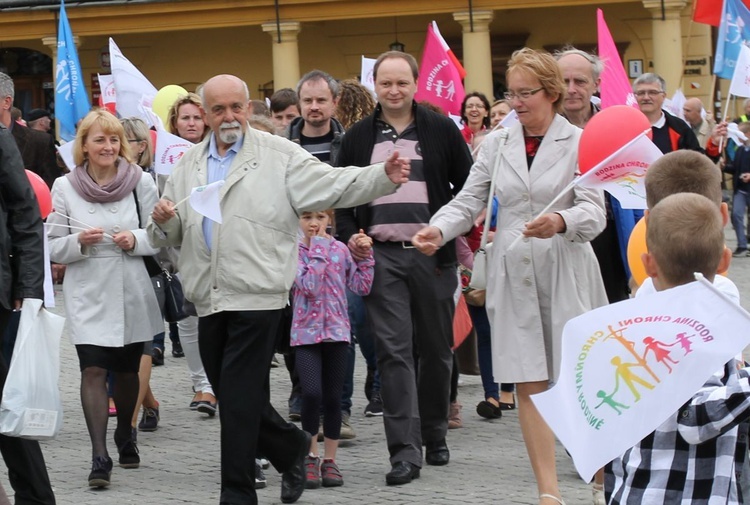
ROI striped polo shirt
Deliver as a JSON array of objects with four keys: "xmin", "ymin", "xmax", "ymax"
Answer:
[{"xmin": 368, "ymin": 119, "xmax": 429, "ymax": 242}]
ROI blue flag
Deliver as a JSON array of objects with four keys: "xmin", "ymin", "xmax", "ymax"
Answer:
[
  {"xmin": 55, "ymin": 0, "xmax": 90, "ymax": 141},
  {"xmin": 715, "ymin": 0, "xmax": 750, "ymax": 79}
]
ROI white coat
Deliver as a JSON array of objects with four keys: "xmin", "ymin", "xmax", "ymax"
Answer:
[
  {"xmin": 432, "ymin": 115, "xmax": 608, "ymax": 382},
  {"xmin": 47, "ymin": 169, "xmax": 164, "ymax": 347}
]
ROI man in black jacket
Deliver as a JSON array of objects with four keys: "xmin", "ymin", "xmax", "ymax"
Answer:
[
  {"xmin": 0, "ymin": 72, "xmax": 63, "ymax": 189},
  {"xmin": 335, "ymin": 51, "xmax": 472, "ymax": 486},
  {"xmin": 0, "ymin": 124, "xmax": 56, "ymax": 504}
]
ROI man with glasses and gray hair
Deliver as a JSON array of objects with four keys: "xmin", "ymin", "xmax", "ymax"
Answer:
[{"xmin": 633, "ymin": 72, "xmax": 721, "ymax": 155}]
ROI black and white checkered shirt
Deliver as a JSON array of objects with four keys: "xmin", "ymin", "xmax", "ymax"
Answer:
[{"xmin": 605, "ymin": 360, "xmax": 750, "ymax": 504}]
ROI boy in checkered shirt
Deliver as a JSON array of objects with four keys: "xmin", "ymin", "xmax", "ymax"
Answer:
[{"xmin": 605, "ymin": 189, "xmax": 750, "ymax": 504}]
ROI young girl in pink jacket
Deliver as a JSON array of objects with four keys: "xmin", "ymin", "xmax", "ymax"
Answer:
[{"xmin": 292, "ymin": 209, "xmax": 374, "ymax": 489}]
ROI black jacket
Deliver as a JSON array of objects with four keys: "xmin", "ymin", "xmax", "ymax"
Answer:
[
  {"xmin": 287, "ymin": 116, "xmax": 345, "ymax": 166},
  {"xmin": 10, "ymin": 122, "xmax": 62, "ymax": 189},
  {"xmin": 0, "ymin": 124, "xmax": 45, "ymax": 310},
  {"xmin": 335, "ymin": 103, "xmax": 473, "ymax": 266}
]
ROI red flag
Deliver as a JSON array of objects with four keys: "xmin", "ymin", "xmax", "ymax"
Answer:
[
  {"xmin": 694, "ymin": 0, "xmax": 750, "ymax": 26},
  {"xmin": 414, "ymin": 22, "xmax": 466, "ymax": 116},
  {"xmin": 597, "ymin": 9, "xmax": 637, "ymax": 109}
]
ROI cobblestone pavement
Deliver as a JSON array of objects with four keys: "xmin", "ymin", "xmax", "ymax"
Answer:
[{"xmin": 2, "ymin": 228, "xmax": 749, "ymax": 505}]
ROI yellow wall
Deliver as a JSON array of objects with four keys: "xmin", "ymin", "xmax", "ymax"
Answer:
[{"xmin": 2, "ymin": 1, "xmax": 722, "ymax": 116}]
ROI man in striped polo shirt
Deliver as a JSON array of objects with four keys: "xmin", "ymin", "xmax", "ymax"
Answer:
[{"xmin": 335, "ymin": 51, "xmax": 473, "ymax": 486}]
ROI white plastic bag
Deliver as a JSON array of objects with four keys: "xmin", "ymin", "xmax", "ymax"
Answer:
[{"xmin": 0, "ymin": 299, "xmax": 65, "ymax": 440}]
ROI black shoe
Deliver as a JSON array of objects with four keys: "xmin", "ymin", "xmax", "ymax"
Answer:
[
  {"xmin": 88, "ymin": 456, "xmax": 113, "ymax": 488},
  {"xmin": 364, "ymin": 392, "xmax": 383, "ymax": 417},
  {"xmin": 171, "ymin": 341, "xmax": 184, "ymax": 358},
  {"xmin": 385, "ymin": 461, "xmax": 420, "ymax": 485},
  {"xmin": 255, "ymin": 461, "xmax": 267, "ymax": 490},
  {"xmin": 425, "ymin": 439, "xmax": 450, "ymax": 466},
  {"xmin": 364, "ymin": 367, "xmax": 375, "ymax": 401},
  {"xmin": 114, "ymin": 431, "xmax": 140, "ymax": 469},
  {"xmin": 152, "ymin": 347, "xmax": 164, "ymax": 366},
  {"xmin": 476, "ymin": 400, "xmax": 502, "ymax": 419},
  {"xmin": 281, "ymin": 430, "xmax": 311, "ymax": 503},
  {"xmin": 733, "ymin": 247, "xmax": 748, "ymax": 257},
  {"xmin": 196, "ymin": 400, "xmax": 217, "ymax": 417},
  {"xmin": 137, "ymin": 406, "xmax": 159, "ymax": 432}
]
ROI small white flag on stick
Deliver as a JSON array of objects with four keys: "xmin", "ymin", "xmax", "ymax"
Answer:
[
  {"xmin": 499, "ymin": 109, "xmax": 519, "ymax": 129},
  {"xmin": 575, "ymin": 128, "xmax": 663, "ymax": 210},
  {"xmin": 727, "ymin": 122, "xmax": 749, "ymax": 145},
  {"xmin": 154, "ymin": 131, "xmax": 193, "ymax": 176},
  {"xmin": 532, "ymin": 276, "xmax": 750, "ymax": 482},
  {"xmin": 173, "ymin": 181, "xmax": 225, "ymax": 224},
  {"xmin": 730, "ymin": 44, "xmax": 750, "ymax": 98},
  {"xmin": 360, "ymin": 56, "xmax": 376, "ymax": 95},
  {"xmin": 56, "ymin": 142, "xmax": 75, "ymax": 171}
]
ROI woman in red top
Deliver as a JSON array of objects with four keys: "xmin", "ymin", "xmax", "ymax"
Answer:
[{"xmin": 460, "ymin": 92, "xmax": 490, "ymax": 146}]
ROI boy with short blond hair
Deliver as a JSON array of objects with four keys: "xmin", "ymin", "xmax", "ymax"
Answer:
[{"xmin": 606, "ymin": 192, "xmax": 748, "ymax": 504}]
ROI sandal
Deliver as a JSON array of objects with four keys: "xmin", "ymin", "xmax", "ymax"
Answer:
[{"xmin": 539, "ymin": 494, "xmax": 565, "ymax": 505}]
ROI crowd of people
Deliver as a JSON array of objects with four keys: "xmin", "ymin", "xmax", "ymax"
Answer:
[{"xmin": 0, "ymin": 42, "xmax": 748, "ymax": 505}]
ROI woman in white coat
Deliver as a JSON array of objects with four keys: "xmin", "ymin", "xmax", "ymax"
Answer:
[
  {"xmin": 413, "ymin": 48, "xmax": 608, "ymax": 505},
  {"xmin": 47, "ymin": 109, "xmax": 163, "ymax": 488}
]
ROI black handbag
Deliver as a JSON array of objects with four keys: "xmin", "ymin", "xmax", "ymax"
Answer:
[
  {"xmin": 132, "ymin": 188, "xmax": 187, "ymax": 322},
  {"xmin": 162, "ymin": 270, "xmax": 187, "ymax": 323}
]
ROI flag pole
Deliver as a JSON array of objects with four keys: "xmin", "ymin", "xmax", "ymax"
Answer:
[
  {"xmin": 720, "ymin": 91, "xmax": 733, "ymax": 152},
  {"xmin": 504, "ymin": 127, "xmax": 651, "ymax": 254}
]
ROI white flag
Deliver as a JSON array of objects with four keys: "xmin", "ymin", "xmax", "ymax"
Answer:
[
  {"xmin": 360, "ymin": 56, "xmax": 376, "ymax": 95},
  {"xmin": 499, "ymin": 109, "xmax": 519, "ymax": 129},
  {"xmin": 55, "ymin": 141, "xmax": 75, "ymax": 171},
  {"xmin": 532, "ymin": 277, "xmax": 750, "ymax": 482},
  {"xmin": 109, "ymin": 38, "xmax": 157, "ymax": 119},
  {"xmin": 728, "ymin": 122, "xmax": 749, "ymax": 145},
  {"xmin": 576, "ymin": 129, "xmax": 663, "ymax": 209},
  {"xmin": 189, "ymin": 181, "xmax": 225, "ymax": 224},
  {"xmin": 97, "ymin": 74, "xmax": 116, "ymax": 105},
  {"xmin": 154, "ymin": 130, "xmax": 193, "ymax": 176},
  {"xmin": 730, "ymin": 44, "xmax": 750, "ymax": 98},
  {"xmin": 664, "ymin": 89, "xmax": 686, "ymax": 120}
]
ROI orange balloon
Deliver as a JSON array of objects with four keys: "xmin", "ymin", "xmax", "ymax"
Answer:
[
  {"xmin": 626, "ymin": 217, "xmax": 647, "ymax": 287},
  {"xmin": 627, "ymin": 218, "xmax": 729, "ymax": 286},
  {"xmin": 719, "ymin": 245, "xmax": 730, "ymax": 276}
]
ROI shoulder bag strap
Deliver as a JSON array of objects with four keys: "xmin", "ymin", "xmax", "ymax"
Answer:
[{"xmin": 477, "ymin": 131, "xmax": 508, "ymax": 251}]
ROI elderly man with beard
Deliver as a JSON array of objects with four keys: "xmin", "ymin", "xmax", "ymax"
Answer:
[{"xmin": 148, "ymin": 74, "xmax": 410, "ymax": 505}]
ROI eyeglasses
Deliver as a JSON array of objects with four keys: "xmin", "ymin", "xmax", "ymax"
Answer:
[
  {"xmin": 127, "ymin": 139, "xmax": 143, "ymax": 143},
  {"xmin": 465, "ymin": 103, "xmax": 486, "ymax": 110},
  {"xmin": 504, "ymin": 87, "xmax": 544, "ymax": 101},
  {"xmin": 634, "ymin": 90, "xmax": 665, "ymax": 98}
]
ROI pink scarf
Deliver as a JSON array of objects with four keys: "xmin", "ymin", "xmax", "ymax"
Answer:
[{"xmin": 67, "ymin": 158, "xmax": 142, "ymax": 203}]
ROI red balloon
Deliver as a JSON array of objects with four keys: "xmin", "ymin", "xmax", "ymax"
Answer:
[
  {"xmin": 578, "ymin": 105, "xmax": 652, "ymax": 174},
  {"xmin": 25, "ymin": 170, "xmax": 52, "ymax": 219}
]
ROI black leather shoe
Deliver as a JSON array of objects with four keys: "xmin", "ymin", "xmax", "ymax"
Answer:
[
  {"xmin": 425, "ymin": 439, "xmax": 450, "ymax": 466},
  {"xmin": 281, "ymin": 430, "xmax": 311, "ymax": 503},
  {"xmin": 385, "ymin": 461, "xmax": 420, "ymax": 485}
]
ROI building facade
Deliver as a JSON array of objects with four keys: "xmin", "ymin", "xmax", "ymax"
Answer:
[{"xmin": 0, "ymin": 0, "xmax": 721, "ymax": 121}]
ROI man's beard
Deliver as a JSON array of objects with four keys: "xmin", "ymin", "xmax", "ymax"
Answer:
[{"xmin": 218, "ymin": 121, "xmax": 242, "ymax": 144}]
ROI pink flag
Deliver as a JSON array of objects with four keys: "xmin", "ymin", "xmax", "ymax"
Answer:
[
  {"xmin": 597, "ymin": 9, "xmax": 637, "ymax": 109},
  {"xmin": 414, "ymin": 22, "xmax": 466, "ymax": 116}
]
